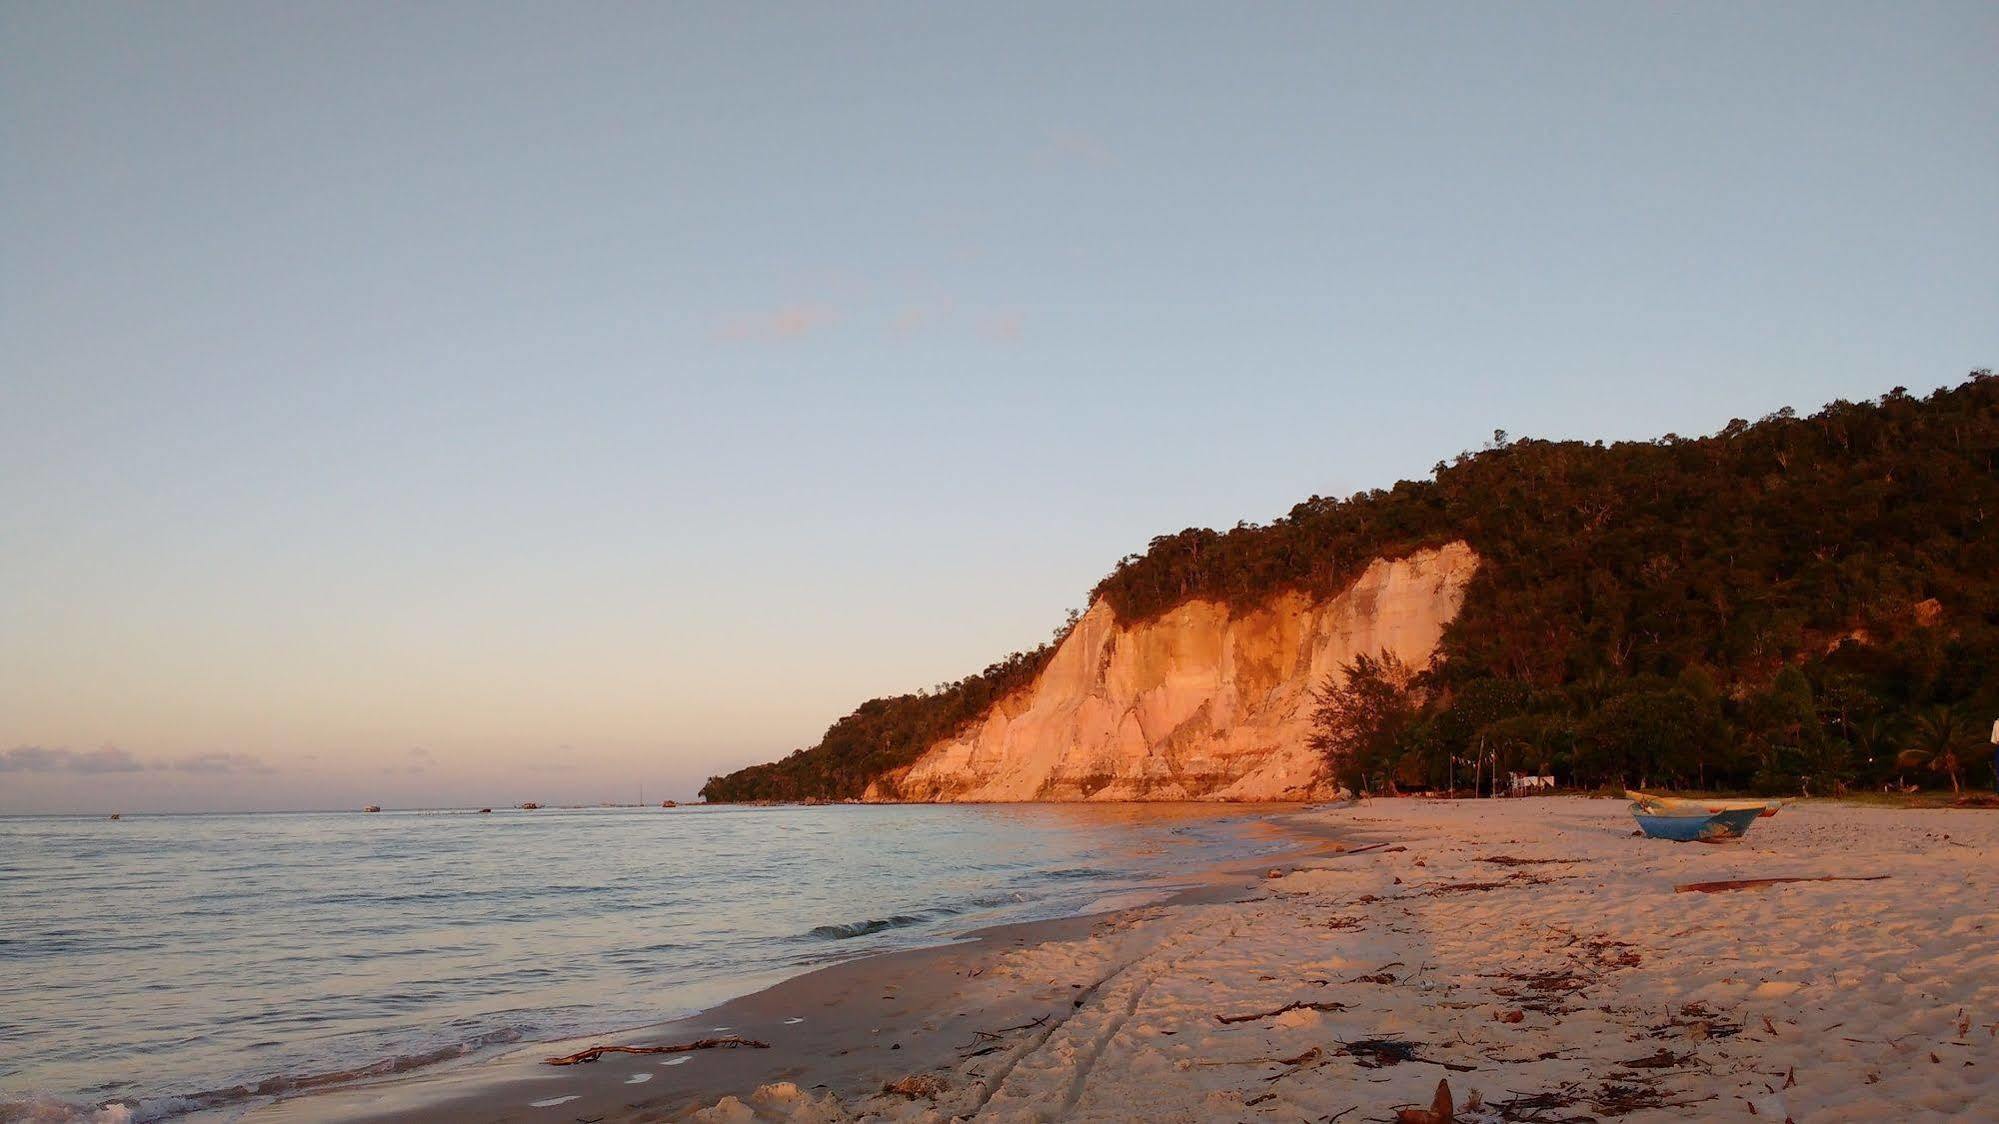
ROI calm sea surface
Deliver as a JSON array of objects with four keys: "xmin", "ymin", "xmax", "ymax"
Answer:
[{"xmin": 0, "ymin": 804, "xmax": 1281, "ymax": 1122}]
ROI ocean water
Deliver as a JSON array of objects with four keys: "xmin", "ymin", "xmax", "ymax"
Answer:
[{"xmin": 0, "ymin": 803, "xmax": 1282, "ymax": 1122}]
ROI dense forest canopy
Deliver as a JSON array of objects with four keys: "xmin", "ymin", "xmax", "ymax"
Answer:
[{"xmin": 702, "ymin": 374, "xmax": 1999, "ymax": 802}]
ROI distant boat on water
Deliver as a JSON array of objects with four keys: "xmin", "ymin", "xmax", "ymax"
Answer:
[
  {"xmin": 661, "ymin": 800, "xmax": 678, "ymax": 808},
  {"xmin": 108, "ymin": 813, "xmax": 120, "ymax": 821},
  {"xmin": 477, "ymin": 807, "xmax": 492, "ymax": 814},
  {"xmin": 362, "ymin": 805, "xmax": 382, "ymax": 813},
  {"xmin": 519, "ymin": 802, "xmax": 541, "ymax": 810}
]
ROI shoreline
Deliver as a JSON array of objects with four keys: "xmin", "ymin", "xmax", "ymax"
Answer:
[
  {"xmin": 255, "ymin": 797, "xmax": 1998, "ymax": 1120},
  {"xmin": 237, "ymin": 806, "xmax": 1337, "ymax": 1123}
]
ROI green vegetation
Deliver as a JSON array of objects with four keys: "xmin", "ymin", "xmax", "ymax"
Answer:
[
  {"xmin": 697, "ymin": 644, "xmax": 1059, "ymax": 802},
  {"xmin": 704, "ymin": 373, "xmax": 1999, "ymax": 802}
]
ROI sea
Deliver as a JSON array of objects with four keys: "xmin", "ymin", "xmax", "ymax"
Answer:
[{"xmin": 0, "ymin": 803, "xmax": 1286, "ymax": 1122}]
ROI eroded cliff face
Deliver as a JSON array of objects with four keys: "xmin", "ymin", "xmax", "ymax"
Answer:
[{"xmin": 867, "ymin": 541, "xmax": 1479, "ymax": 802}]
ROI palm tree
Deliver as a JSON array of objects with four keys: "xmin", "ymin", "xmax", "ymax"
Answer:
[
  {"xmin": 1851, "ymin": 713, "xmax": 1909, "ymax": 789},
  {"xmin": 1896, "ymin": 706, "xmax": 1980, "ymax": 793}
]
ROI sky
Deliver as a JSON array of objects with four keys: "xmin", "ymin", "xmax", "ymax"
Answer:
[{"xmin": 3, "ymin": 3, "xmax": 1994, "ymax": 813}]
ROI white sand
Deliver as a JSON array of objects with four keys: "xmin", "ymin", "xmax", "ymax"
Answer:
[{"xmin": 693, "ymin": 798, "xmax": 1999, "ymax": 1122}]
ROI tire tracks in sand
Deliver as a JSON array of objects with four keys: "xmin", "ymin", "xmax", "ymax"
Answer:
[{"xmin": 965, "ymin": 918, "xmax": 1241, "ymax": 1120}]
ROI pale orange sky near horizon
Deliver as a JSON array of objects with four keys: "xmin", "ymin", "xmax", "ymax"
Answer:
[{"xmin": 5, "ymin": 4, "xmax": 1994, "ymax": 812}]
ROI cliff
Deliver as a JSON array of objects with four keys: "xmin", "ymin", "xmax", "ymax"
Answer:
[
  {"xmin": 703, "ymin": 375, "xmax": 1999, "ymax": 803},
  {"xmin": 868, "ymin": 542, "xmax": 1479, "ymax": 802}
]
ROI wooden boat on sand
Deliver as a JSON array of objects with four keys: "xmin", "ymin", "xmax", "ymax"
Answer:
[{"xmin": 1627, "ymin": 790, "xmax": 1784, "ymax": 818}]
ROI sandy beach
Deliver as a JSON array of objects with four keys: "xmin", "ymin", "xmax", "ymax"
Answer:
[{"xmin": 245, "ymin": 796, "xmax": 1999, "ymax": 1122}]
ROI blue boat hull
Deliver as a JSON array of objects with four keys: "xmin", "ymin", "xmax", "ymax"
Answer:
[
  {"xmin": 1632, "ymin": 804, "xmax": 1761, "ymax": 842},
  {"xmin": 1704, "ymin": 807, "xmax": 1762, "ymax": 837}
]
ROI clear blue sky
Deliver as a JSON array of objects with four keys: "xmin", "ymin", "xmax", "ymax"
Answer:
[{"xmin": 3, "ymin": 3, "xmax": 1994, "ymax": 812}]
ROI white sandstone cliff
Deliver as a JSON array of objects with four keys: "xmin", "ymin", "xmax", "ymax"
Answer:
[{"xmin": 866, "ymin": 541, "xmax": 1479, "ymax": 802}]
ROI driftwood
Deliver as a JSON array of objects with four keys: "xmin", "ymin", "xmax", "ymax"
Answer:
[
  {"xmin": 1215, "ymin": 999, "xmax": 1349, "ymax": 1025},
  {"xmin": 956, "ymin": 1013, "xmax": 1051, "ymax": 1058},
  {"xmin": 1410, "ymin": 873, "xmax": 1557, "ymax": 898},
  {"xmin": 1647, "ymin": 1000, "xmax": 1742, "ymax": 1041},
  {"xmin": 1343, "ymin": 952, "xmax": 1407, "ymax": 980},
  {"xmin": 1674, "ymin": 875, "xmax": 1889, "ymax": 894},
  {"xmin": 1253, "ymin": 1045, "xmax": 1329, "ymax": 1087},
  {"xmin": 1344, "ymin": 1038, "xmax": 1477, "ymax": 1072},
  {"xmin": 544, "ymin": 1035, "xmax": 769, "ymax": 1066},
  {"xmin": 1479, "ymin": 855, "xmax": 1580, "ymax": 866},
  {"xmin": 1484, "ymin": 1077, "xmax": 1716, "ymax": 1120}
]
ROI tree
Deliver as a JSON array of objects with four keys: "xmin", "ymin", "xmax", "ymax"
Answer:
[
  {"xmin": 1477, "ymin": 713, "xmax": 1576, "ymax": 786},
  {"xmin": 1672, "ymin": 664, "xmax": 1732, "ymax": 787},
  {"xmin": 1435, "ymin": 678, "xmax": 1535, "ymax": 755},
  {"xmin": 1848, "ymin": 713, "xmax": 1908, "ymax": 790},
  {"xmin": 1897, "ymin": 706, "xmax": 1981, "ymax": 793},
  {"xmin": 1745, "ymin": 667, "xmax": 1830, "ymax": 794},
  {"xmin": 1575, "ymin": 687, "xmax": 1710, "ymax": 789},
  {"xmin": 1308, "ymin": 651, "xmax": 1419, "ymax": 794}
]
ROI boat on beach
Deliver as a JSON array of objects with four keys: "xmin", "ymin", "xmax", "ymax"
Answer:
[
  {"xmin": 1626, "ymin": 790, "xmax": 1784, "ymax": 818},
  {"xmin": 1630, "ymin": 802, "xmax": 1762, "ymax": 842}
]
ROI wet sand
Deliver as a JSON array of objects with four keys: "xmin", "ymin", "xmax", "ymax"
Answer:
[{"xmin": 250, "ymin": 798, "xmax": 1999, "ymax": 1122}]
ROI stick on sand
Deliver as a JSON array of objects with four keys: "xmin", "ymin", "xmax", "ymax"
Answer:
[{"xmin": 544, "ymin": 1035, "xmax": 770, "ymax": 1066}]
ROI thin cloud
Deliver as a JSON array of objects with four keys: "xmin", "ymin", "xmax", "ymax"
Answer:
[
  {"xmin": 2, "ymin": 745, "xmax": 274, "ymax": 774},
  {"xmin": 716, "ymin": 303, "xmax": 839, "ymax": 342},
  {"xmin": 167, "ymin": 752, "xmax": 273, "ymax": 775},
  {"xmin": 0, "ymin": 746, "xmax": 145, "ymax": 774}
]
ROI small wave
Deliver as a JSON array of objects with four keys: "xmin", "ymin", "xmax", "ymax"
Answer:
[
  {"xmin": 0, "ymin": 1027, "xmax": 530, "ymax": 1124},
  {"xmin": 804, "ymin": 913, "xmax": 930, "ymax": 940},
  {"xmin": 0, "ymin": 1096, "xmax": 138, "ymax": 1124},
  {"xmin": 1040, "ymin": 867, "xmax": 1115, "ymax": 880}
]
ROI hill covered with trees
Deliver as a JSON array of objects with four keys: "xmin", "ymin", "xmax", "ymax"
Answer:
[{"xmin": 702, "ymin": 373, "xmax": 1999, "ymax": 802}]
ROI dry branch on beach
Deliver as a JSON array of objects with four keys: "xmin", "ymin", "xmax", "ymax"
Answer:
[
  {"xmin": 1213, "ymin": 998, "xmax": 1349, "ymax": 1024},
  {"xmin": 542, "ymin": 1035, "xmax": 769, "ymax": 1066},
  {"xmin": 1478, "ymin": 855, "xmax": 1581, "ymax": 866},
  {"xmin": 1674, "ymin": 875, "xmax": 1889, "ymax": 893}
]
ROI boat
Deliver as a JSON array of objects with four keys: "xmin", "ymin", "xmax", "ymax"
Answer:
[
  {"xmin": 519, "ymin": 802, "xmax": 541, "ymax": 810},
  {"xmin": 660, "ymin": 799, "xmax": 678, "ymax": 808},
  {"xmin": 1626, "ymin": 790, "xmax": 1784, "ymax": 818},
  {"xmin": 1700, "ymin": 806, "xmax": 1763, "ymax": 837},
  {"xmin": 362, "ymin": 805, "xmax": 382, "ymax": 813},
  {"xmin": 1630, "ymin": 803, "xmax": 1762, "ymax": 842}
]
